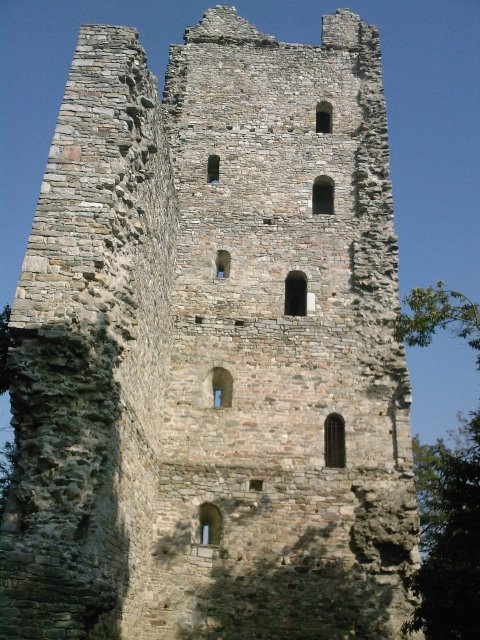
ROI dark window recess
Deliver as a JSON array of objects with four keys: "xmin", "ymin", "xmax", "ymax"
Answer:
[
  {"xmin": 216, "ymin": 250, "xmax": 231, "ymax": 279},
  {"xmin": 199, "ymin": 503, "xmax": 222, "ymax": 545},
  {"xmin": 263, "ymin": 218, "xmax": 273, "ymax": 225},
  {"xmin": 212, "ymin": 367, "xmax": 233, "ymax": 408},
  {"xmin": 325, "ymin": 414, "xmax": 346, "ymax": 468},
  {"xmin": 249, "ymin": 479, "xmax": 263, "ymax": 491},
  {"xmin": 207, "ymin": 155, "xmax": 220, "ymax": 183},
  {"xmin": 195, "ymin": 316, "xmax": 203, "ymax": 324},
  {"xmin": 312, "ymin": 177, "xmax": 334, "ymax": 215},
  {"xmin": 284, "ymin": 271, "xmax": 307, "ymax": 316},
  {"xmin": 235, "ymin": 319, "xmax": 245, "ymax": 327},
  {"xmin": 316, "ymin": 101, "xmax": 332, "ymax": 133}
]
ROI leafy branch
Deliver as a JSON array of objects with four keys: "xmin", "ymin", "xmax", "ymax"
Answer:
[{"xmin": 395, "ymin": 281, "xmax": 480, "ymax": 366}]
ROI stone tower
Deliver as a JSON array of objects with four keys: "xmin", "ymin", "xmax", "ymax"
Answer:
[{"xmin": 1, "ymin": 7, "xmax": 421, "ymax": 639}]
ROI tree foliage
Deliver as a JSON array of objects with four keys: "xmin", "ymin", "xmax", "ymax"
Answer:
[
  {"xmin": 0, "ymin": 304, "xmax": 15, "ymax": 518},
  {"xmin": 398, "ymin": 284, "xmax": 480, "ymax": 638},
  {"xmin": 405, "ymin": 411, "xmax": 480, "ymax": 638},
  {"xmin": 395, "ymin": 281, "xmax": 480, "ymax": 368},
  {"xmin": 0, "ymin": 304, "xmax": 14, "ymax": 395},
  {"xmin": 0, "ymin": 441, "xmax": 16, "ymax": 518}
]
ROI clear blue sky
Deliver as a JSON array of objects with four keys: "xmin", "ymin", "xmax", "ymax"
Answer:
[{"xmin": 1, "ymin": 0, "xmax": 479, "ymax": 446}]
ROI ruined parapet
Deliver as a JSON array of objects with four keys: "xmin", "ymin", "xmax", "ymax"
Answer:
[
  {"xmin": 1, "ymin": 24, "xmax": 178, "ymax": 638},
  {"xmin": 184, "ymin": 5, "xmax": 277, "ymax": 45},
  {"xmin": 322, "ymin": 8, "xmax": 362, "ymax": 50}
]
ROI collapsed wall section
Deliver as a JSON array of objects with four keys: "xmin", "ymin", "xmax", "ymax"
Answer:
[{"xmin": 0, "ymin": 24, "xmax": 178, "ymax": 638}]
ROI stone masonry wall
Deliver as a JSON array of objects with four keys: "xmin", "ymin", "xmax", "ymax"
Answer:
[
  {"xmin": 129, "ymin": 7, "xmax": 420, "ymax": 639},
  {"xmin": 1, "ymin": 7, "xmax": 421, "ymax": 640},
  {"xmin": 161, "ymin": 8, "xmax": 411, "ymax": 474},
  {"xmin": 1, "ymin": 24, "xmax": 178, "ymax": 639}
]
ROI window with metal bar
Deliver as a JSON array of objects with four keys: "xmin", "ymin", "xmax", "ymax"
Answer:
[
  {"xmin": 324, "ymin": 414, "xmax": 345, "ymax": 468},
  {"xmin": 207, "ymin": 155, "xmax": 220, "ymax": 183}
]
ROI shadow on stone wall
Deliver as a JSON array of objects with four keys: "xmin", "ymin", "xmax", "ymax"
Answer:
[
  {"xmin": 0, "ymin": 317, "xmax": 131, "ymax": 639},
  {"xmin": 152, "ymin": 494, "xmax": 275, "ymax": 563},
  {"xmin": 155, "ymin": 519, "xmax": 394, "ymax": 640}
]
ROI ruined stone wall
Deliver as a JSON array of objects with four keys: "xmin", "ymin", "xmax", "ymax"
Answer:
[
  {"xmin": 0, "ymin": 24, "xmax": 178, "ymax": 639},
  {"xmin": 1, "ymin": 7, "xmax": 420, "ymax": 640},
  {"xmin": 146, "ymin": 7, "xmax": 420, "ymax": 638}
]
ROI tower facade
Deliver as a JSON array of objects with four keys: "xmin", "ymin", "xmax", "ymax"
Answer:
[{"xmin": 1, "ymin": 8, "xmax": 420, "ymax": 639}]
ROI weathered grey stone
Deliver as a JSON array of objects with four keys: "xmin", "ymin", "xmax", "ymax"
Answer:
[{"xmin": 0, "ymin": 7, "xmax": 422, "ymax": 640}]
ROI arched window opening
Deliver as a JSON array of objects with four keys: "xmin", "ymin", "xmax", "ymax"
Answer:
[
  {"xmin": 199, "ymin": 503, "xmax": 222, "ymax": 545},
  {"xmin": 312, "ymin": 176, "xmax": 334, "ymax": 215},
  {"xmin": 325, "ymin": 414, "xmax": 345, "ymax": 468},
  {"xmin": 284, "ymin": 271, "xmax": 307, "ymax": 317},
  {"xmin": 215, "ymin": 250, "xmax": 231, "ymax": 279},
  {"xmin": 316, "ymin": 102, "xmax": 332, "ymax": 133},
  {"xmin": 207, "ymin": 155, "xmax": 220, "ymax": 183},
  {"xmin": 212, "ymin": 367, "xmax": 233, "ymax": 408}
]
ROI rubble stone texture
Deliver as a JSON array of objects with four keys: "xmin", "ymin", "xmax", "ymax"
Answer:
[{"xmin": 0, "ymin": 7, "xmax": 422, "ymax": 639}]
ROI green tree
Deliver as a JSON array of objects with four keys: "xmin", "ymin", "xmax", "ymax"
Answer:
[
  {"xmin": 0, "ymin": 305, "xmax": 14, "ymax": 395},
  {"xmin": 412, "ymin": 418, "xmax": 472, "ymax": 556},
  {"xmin": 405, "ymin": 412, "xmax": 480, "ymax": 638},
  {"xmin": 0, "ymin": 441, "xmax": 15, "ymax": 518},
  {"xmin": 0, "ymin": 304, "xmax": 15, "ymax": 518},
  {"xmin": 395, "ymin": 281, "xmax": 480, "ymax": 367},
  {"xmin": 398, "ymin": 284, "xmax": 480, "ymax": 639}
]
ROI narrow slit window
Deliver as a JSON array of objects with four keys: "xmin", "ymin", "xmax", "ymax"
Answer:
[
  {"xmin": 199, "ymin": 503, "xmax": 222, "ymax": 546},
  {"xmin": 211, "ymin": 367, "xmax": 233, "ymax": 408},
  {"xmin": 284, "ymin": 271, "xmax": 307, "ymax": 317},
  {"xmin": 312, "ymin": 176, "xmax": 334, "ymax": 215},
  {"xmin": 207, "ymin": 155, "xmax": 220, "ymax": 183},
  {"xmin": 215, "ymin": 250, "xmax": 231, "ymax": 279},
  {"xmin": 324, "ymin": 414, "xmax": 346, "ymax": 468},
  {"xmin": 201, "ymin": 524, "xmax": 210, "ymax": 545},
  {"xmin": 316, "ymin": 102, "xmax": 333, "ymax": 133}
]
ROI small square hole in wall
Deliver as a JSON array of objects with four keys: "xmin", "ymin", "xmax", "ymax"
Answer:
[
  {"xmin": 249, "ymin": 479, "xmax": 263, "ymax": 492},
  {"xmin": 263, "ymin": 218, "xmax": 273, "ymax": 225},
  {"xmin": 235, "ymin": 319, "xmax": 245, "ymax": 327},
  {"xmin": 195, "ymin": 316, "xmax": 203, "ymax": 324}
]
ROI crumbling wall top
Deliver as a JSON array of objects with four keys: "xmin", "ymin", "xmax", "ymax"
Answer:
[
  {"xmin": 322, "ymin": 9, "xmax": 363, "ymax": 51},
  {"xmin": 184, "ymin": 6, "xmax": 278, "ymax": 46}
]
